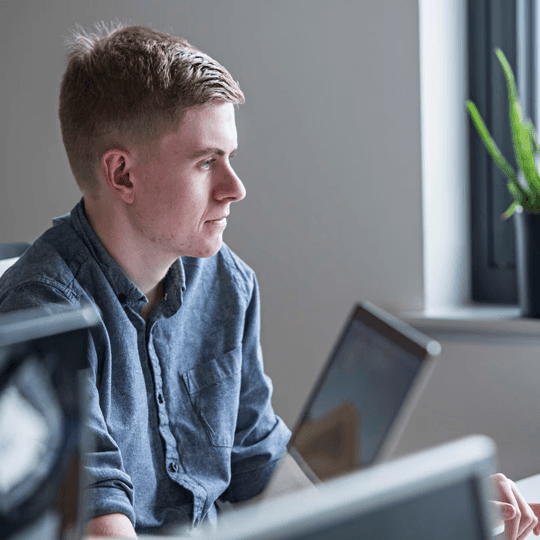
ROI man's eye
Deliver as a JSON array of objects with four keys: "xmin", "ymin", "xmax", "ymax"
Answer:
[{"xmin": 201, "ymin": 159, "xmax": 215, "ymax": 170}]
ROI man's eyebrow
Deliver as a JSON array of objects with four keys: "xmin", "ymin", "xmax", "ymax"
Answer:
[{"xmin": 187, "ymin": 147, "xmax": 237, "ymax": 159}]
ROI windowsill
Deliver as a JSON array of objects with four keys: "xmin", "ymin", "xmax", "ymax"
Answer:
[{"xmin": 398, "ymin": 303, "xmax": 540, "ymax": 343}]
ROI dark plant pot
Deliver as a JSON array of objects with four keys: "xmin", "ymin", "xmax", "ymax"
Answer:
[{"xmin": 514, "ymin": 208, "xmax": 540, "ymax": 317}]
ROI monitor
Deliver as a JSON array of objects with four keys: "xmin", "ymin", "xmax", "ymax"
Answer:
[
  {"xmin": 0, "ymin": 304, "xmax": 100, "ymax": 540},
  {"xmin": 182, "ymin": 435, "xmax": 497, "ymax": 540}
]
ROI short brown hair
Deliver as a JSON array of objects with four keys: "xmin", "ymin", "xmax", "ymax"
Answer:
[{"xmin": 58, "ymin": 21, "xmax": 245, "ymax": 194}]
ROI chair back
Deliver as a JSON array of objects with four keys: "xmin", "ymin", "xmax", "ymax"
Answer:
[{"xmin": 0, "ymin": 243, "xmax": 30, "ymax": 260}]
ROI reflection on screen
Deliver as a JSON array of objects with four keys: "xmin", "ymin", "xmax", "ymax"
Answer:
[{"xmin": 293, "ymin": 319, "xmax": 420, "ymax": 481}]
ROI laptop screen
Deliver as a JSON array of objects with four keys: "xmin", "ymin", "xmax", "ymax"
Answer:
[{"xmin": 289, "ymin": 303, "xmax": 435, "ymax": 482}]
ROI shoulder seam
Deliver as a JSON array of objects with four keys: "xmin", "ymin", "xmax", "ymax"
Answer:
[
  {"xmin": 0, "ymin": 278, "xmax": 79, "ymax": 306},
  {"xmin": 221, "ymin": 247, "xmax": 254, "ymax": 299}
]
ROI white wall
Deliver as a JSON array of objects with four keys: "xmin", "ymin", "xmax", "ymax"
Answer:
[
  {"xmin": 0, "ymin": 0, "xmax": 425, "ymax": 426},
  {"xmin": 420, "ymin": 0, "xmax": 471, "ymax": 310}
]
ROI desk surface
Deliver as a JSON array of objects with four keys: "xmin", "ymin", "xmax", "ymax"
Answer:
[{"xmin": 516, "ymin": 473, "xmax": 540, "ymax": 500}]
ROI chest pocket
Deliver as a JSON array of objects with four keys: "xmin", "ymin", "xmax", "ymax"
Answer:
[{"xmin": 181, "ymin": 347, "xmax": 242, "ymax": 448}]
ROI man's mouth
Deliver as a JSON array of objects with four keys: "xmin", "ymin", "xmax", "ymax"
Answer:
[
  {"xmin": 206, "ymin": 213, "xmax": 229, "ymax": 223},
  {"xmin": 206, "ymin": 216, "xmax": 228, "ymax": 226}
]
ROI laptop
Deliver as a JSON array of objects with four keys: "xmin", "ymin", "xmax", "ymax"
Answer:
[{"xmin": 262, "ymin": 300, "xmax": 441, "ymax": 500}]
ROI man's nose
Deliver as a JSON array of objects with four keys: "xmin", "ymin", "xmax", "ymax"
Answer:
[{"xmin": 216, "ymin": 165, "xmax": 246, "ymax": 202}]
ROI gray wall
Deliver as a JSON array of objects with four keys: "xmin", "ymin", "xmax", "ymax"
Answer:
[{"xmin": 0, "ymin": 0, "xmax": 424, "ymax": 427}]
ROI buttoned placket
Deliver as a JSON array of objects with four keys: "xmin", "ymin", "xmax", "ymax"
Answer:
[
  {"xmin": 145, "ymin": 311, "xmax": 207, "ymax": 525},
  {"xmin": 145, "ymin": 316, "xmax": 178, "ymax": 472}
]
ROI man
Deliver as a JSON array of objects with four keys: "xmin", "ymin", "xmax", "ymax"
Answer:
[
  {"xmin": 0, "ymin": 23, "xmax": 290, "ymax": 537},
  {"xmin": 0, "ymin": 22, "xmax": 538, "ymax": 540}
]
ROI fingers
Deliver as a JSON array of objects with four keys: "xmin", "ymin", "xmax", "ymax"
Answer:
[
  {"xmin": 490, "ymin": 473, "xmax": 539, "ymax": 540},
  {"xmin": 491, "ymin": 474, "xmax": 520, "ymax": 540},
  {"xmin": 491, "ymin": 501, "xmax": 517, "ymax": 527},
  {"xmin": 509, "ymin": 482, "xmax": 539, "ymax": 540},
  {"xmin": 518, "ymin": 521, "xmax": 537, "ymax": 540},
  {"xmin": 528, "ymin": 503, "xmax": 540, "ymax": 536},
  {"xmin": 501, "ymin": 502, "xmax": 518, "ymax": 520}
]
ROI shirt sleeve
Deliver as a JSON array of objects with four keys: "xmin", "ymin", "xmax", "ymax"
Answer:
[
  {"xmin": 0, "ymin": 282, "xmax": 136, "ymax": 527},
  {"xmin": 81, "ymin": 337, "xmax": 136, "ymax": 525},
  {"xmin": 219, "ymin": 273, "xmax": 291, "ymax": 503}
]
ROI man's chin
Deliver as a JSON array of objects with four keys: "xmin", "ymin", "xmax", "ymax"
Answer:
[{"xmin": 188, "ymin": 239, "xmax": 223, "ymax": 258}]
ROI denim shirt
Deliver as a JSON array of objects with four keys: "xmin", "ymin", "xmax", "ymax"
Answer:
[{"xmin": 0, "ymin": 200, "xmax": 290, "ymax": 534}]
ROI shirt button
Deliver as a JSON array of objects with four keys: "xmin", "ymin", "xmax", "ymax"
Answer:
[
  {"xmin": 169, "ymin": 462, "xmax": 179, "ymax": 473},
  {"xmin": 158, "ymin": 394, "xmax": 164, "ymax": 404}
]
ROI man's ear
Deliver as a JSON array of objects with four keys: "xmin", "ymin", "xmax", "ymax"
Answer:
[{"xmin": 101, "ymin": 148, "xmax": 136, "ymax": 204}]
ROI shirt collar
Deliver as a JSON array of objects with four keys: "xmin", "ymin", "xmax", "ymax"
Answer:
[{"xmin": 53, "ymin": 198, "xmax": 186, "ymax": 313}]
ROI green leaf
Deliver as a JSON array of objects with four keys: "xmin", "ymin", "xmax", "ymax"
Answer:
[
  {"xmin": 495, "ymin": 49, "xmax": 540, "ymax": 202},
  {"xmin": 527, "ymin": 121, "xmax": 540, "ymax": 153},
  {"xmin": 466, "ymin": 100, "xmax": 528, "ymax": 203},
  {"xmin": 501, "ymin": 200, "xmax": 520, "ymax": 220}
]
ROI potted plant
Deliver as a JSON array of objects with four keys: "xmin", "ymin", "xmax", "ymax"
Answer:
[{"xmin": 466, "ymin": 48, "xmax": 540, "ymax": 317}]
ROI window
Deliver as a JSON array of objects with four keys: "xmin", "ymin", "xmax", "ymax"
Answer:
[{"xmin": 468, "ymin": 0, "xmax": 536, "ymax": 303}]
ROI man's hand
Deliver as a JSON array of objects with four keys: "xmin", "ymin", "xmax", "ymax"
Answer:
[
  {"xmin": 85, "ymin": 513, "xmax": 137, "ymax": 538},
  {"xmin": 490, "ymin": 473, "xmax": 540, "ymax": 540}
]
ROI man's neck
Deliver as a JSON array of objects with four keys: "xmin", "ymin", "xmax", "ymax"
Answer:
[
  {"xmin": 140, "ymin": 280, "xmax": 164, "ymax": 321},
  {"xmin": 83, "ymin": 196, "xmax": 173, "ymax": 306}
]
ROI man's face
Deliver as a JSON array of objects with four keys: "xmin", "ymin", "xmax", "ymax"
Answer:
[{"xmin": 130, "ymin": 102, "xmax": 246, "ymax": 258}]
